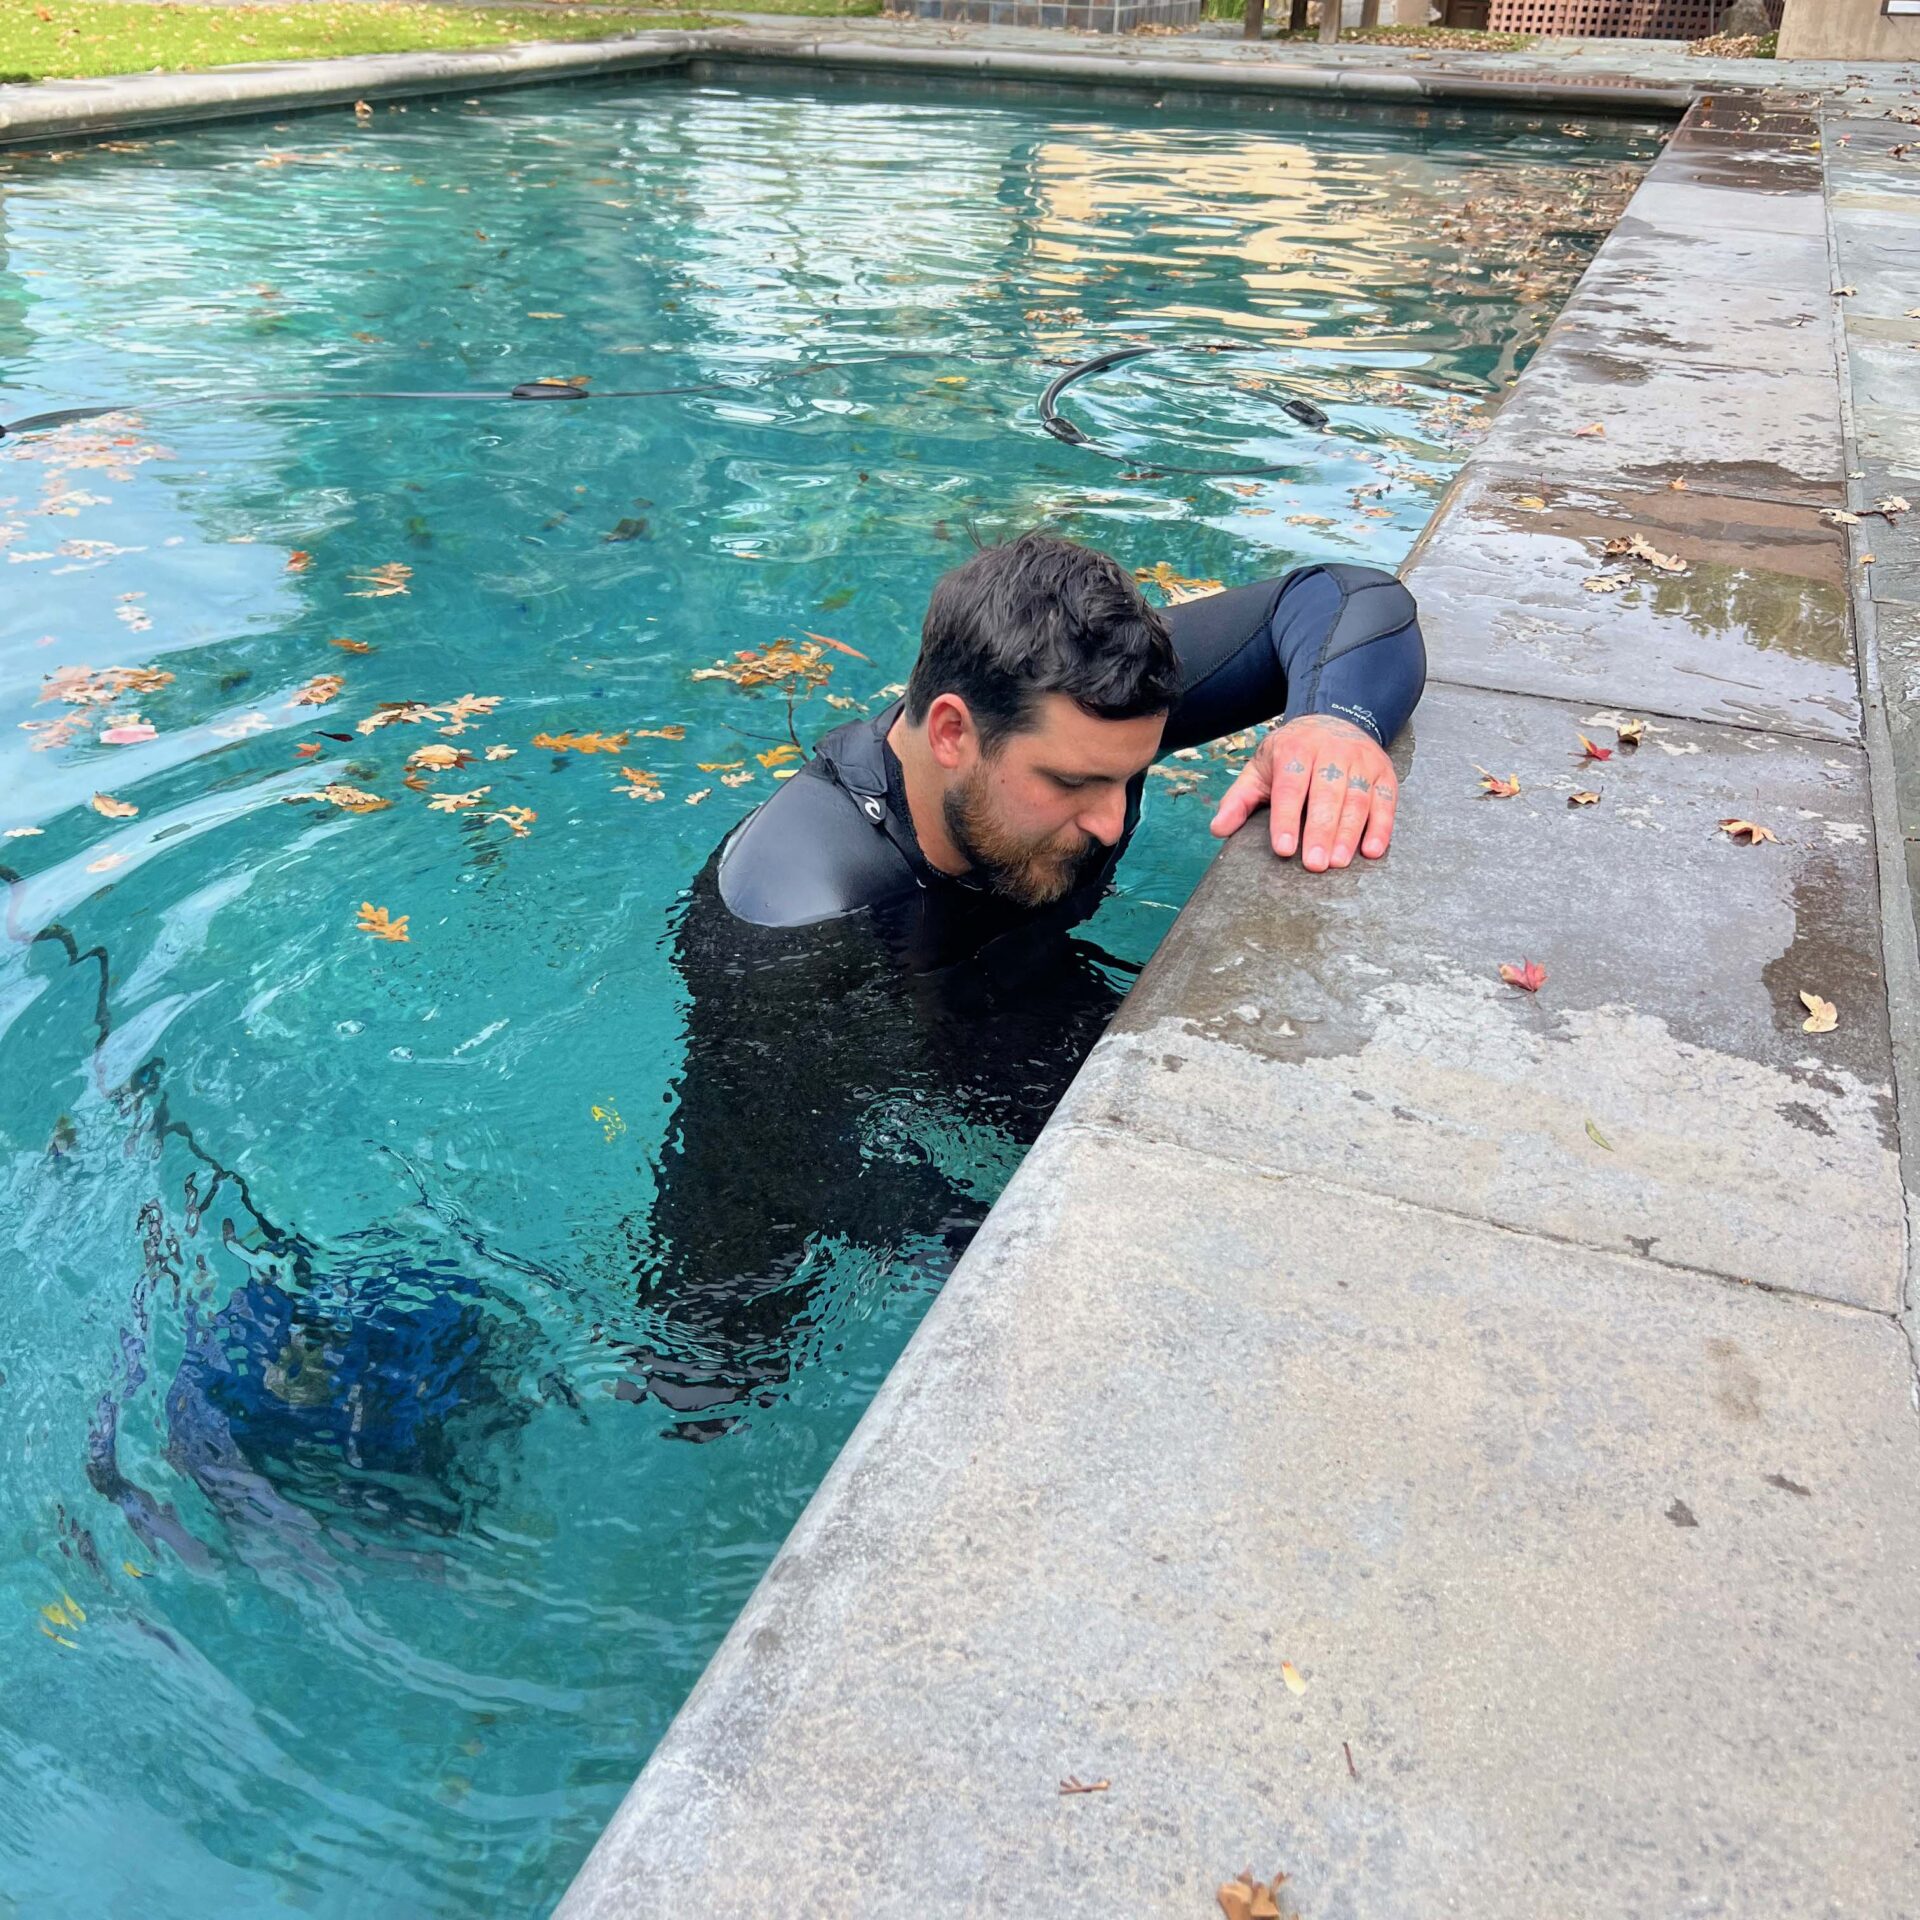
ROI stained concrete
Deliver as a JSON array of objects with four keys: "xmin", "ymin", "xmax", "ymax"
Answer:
[
  {"xmin": 1406, "ymin": 471, "xmax": 1857, "ymax": 737},
  {"xmin": 556, "ymin": 1125, "xmax": 1920, "ymax": 1920}
]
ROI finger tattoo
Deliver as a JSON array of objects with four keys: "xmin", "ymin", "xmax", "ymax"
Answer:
[
  {"xmin": 1283, "ymin": 757, "xmax": 1307, "ymax": 776},
  {"xmin": 1347, "ymin": 772, "xmax": 1371, "ymax": 793},
  {"xmin": 1319, "ymin": 763, "xmax": 1343, "ymax": 784}
]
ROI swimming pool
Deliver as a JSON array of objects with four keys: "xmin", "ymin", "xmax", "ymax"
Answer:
[{"xmin": 0, "ymin": 72, "xmax": 1661, "ymax": 1918}]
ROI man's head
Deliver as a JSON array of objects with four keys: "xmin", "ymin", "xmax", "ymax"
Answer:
[{"xmin": 903, "ymin": 533, "xmax": 1180, "ymax": 908}]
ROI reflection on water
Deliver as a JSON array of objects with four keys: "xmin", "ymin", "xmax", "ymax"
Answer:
[{"xmin": 0, "ymin": 75, "xmax": 1661, "ymax": 1918}]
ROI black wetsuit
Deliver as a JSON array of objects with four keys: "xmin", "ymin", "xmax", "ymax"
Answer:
[
  {"xmin": 618, "ymin": 565, "xmax": 1425, "ymax": 1435},
  {"xmin": 717, "ymin": 563, "xmax": 1425, "ymax": 972}
]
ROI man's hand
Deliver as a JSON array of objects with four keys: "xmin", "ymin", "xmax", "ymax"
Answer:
[{"xmin": 1208, "ymin": 715, "xmax": 1397, "ymax": 871}]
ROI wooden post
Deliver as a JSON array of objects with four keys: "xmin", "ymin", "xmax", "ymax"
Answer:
[
  {"xmin": 1318, "ymin": 0, "xmax": 1342, "ymax": 40},
  {"xmin": 1291, "ymin": 0, "xmax": 1311, "ymax": 24},
  {"xmin": 1359, "ymin": 0, "xmax": 1380, "ymax": 22},
  {"xmin": 1243, "ymin": 0, "xmax": 1267, "ymax": 38}
]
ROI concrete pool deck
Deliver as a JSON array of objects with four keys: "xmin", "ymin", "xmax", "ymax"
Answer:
[{"xmin": 6, "ymin": 20, "xmax": 1920, "ymax": 1918}]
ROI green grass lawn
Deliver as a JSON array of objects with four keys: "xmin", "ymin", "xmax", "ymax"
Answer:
[{"xmin": 0, "ymin": 0, "xmax": 881, "ymax": 84}]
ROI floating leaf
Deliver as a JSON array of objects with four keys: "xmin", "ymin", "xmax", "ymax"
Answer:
[
  {"xmin": 293, "ymin": 673, "xmax": 344, "ymax": 707},
  {"xmin": 100, "ymin": 720, "xmax": 157, "ymax": 744},
  {"xmin": 692, "ymin": 640, "xmax": 834, "ymax": 692},
  {"xmin": 1134, "ymin": 562, "xmax": 1225, "ymax": 602},
  {"xmin": 90, "ymin": 793, "xmax": 137, "ymax": 819},
  {"xmin": 285, "ymin": 783, "xmax": 391, "ymax": 813},
  {"xmin": 1513, "ymin": 494, "xmax": 1548, "ymax": 511},
  {"xmin": 1582, "ymin": 574, "xmax": 1625, "ymax": 595},
  {"xmin": 1718, "ymin": 818, "xmax": 1777, "ymax": 845},
  {"xmin": 406, "ymin": 744, "xmax": 470, "ymax": 771},
  {"xmin": 616, "ymin": 767, "xmax": 663, "ymax": 801},
  {"xmin": 1602, "ymin": 531, "xmax": 1686, "ymax": 575},
  {"xmin": 1500, "ymin": 958, "xmax": 1547, "ymax": 993},
  {"xmin": 720, "ymin": 770, "xmax": 755, "ymax": 787},
  {"xmin": 287, "ymin": 550, "xmax": 313, "ymax": 572},
  {"xmin": 1577, "ymin": 733, "xmax": 1612, "ymax": 761},
  {"xmin": 534, "ymin": 730, "xmax": 629, "ymax": 754},
  {"xmin": 357, "ymin": 901, "xmax": 409, "ymax": 942},
  {"xmin": 1800, "ymin": 990, "xmax": 1837, "ymax": 1034},
  {"xmin": 86, "ymin": 852, "xmax": 128, "ymax": 874},
  {"xmin": 698, "ymin": 760, "xmax": 745, "ymax": 772},
  {"xmin": 358, "ymin": 701, "xmax": 438, "ymax": 735},
  {"xmin": 801, "ymin": 630, "xmax": 872, "ymax": 662},
  {"xmin": 4, "ymin": 825, "xmax": 44, "ymax": 838},
  {"xmin": 484, "ymin": 744, "xmax": 517, "ymax": 761},
  {"xmin": 487, "ymin": 805, "xmax": 536, "ymax": 837},
  {"xmin": 1568, "ymin": 789, "xmax": 1601, "ymax": 807},
  {"xmin": 632, "ymin": 725, "xmax": 687, "ymax": 741},
  {"xmin": 331, "ymin": 636, "xmax": 374, "ymax": 654},
  {"xmin": 427, "ymin": 786, "xmax": 490, "ymax": 812},
  {"xmin": 685, "ymin": 788, "xmax": 711, "ymax": 806},
  {"xmin": 1475, "ymin": 766, "xmax": 1521, "ymax": 799},
  {"xmin": 295, "ymin": 742, "xmax": 324, "ymax": 759},
  {"xmin": 346, "ymin": 561, "xmax": 412, "ymax": 598},
  {"xmin": 757, "ymin": 743, "xmax": 803, "ymax": 770}
]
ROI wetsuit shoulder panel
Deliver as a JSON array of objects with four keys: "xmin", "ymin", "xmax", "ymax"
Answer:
[{"xmin": 717, "ymin": 762, "xmax": 919, "ymax": 929}]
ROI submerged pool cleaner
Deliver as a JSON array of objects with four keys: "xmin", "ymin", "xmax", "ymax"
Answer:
[{"xmin": 1038, "ymin": 341, "xmax": 1330, "ymax": 479}]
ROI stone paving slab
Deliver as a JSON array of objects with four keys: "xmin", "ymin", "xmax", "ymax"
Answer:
[
  {"xmin": 1406, "ymin": 469, "xmax": 1857, "ymax": 738},
  {"xmin": 1470, "ymin": 348, "xmax": 1844, "ymax": 509},
  {"xmin": 556, "ymin": 1121, "xmax": 1920, "ymax": 1920},
  {"xmin": 1071, "ymin": 680, "xmax": 1900, "ymax": 1311}
]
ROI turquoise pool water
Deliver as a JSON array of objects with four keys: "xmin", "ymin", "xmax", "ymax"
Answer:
[{"xmin": 0, "ymin": 74, "xmax": 1660, "ymax": 1918}]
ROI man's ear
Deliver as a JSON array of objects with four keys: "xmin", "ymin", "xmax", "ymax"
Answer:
[{"xmin": 924, "ymin": 692, "xmax": 976, "ymax": 773}]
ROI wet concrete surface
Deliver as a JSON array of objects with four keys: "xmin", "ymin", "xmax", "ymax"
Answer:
[
  {"xmin": 556, "ymin": 1120, "xmax": 1920, "ymax": 1920},
  {"xmin": 1408, "ymin": 470, "xmax": 1857, "ymax": 738},
  {"xmin": 1078, "ymin": 681, "xmax": 1900, "ymax": 1310}
]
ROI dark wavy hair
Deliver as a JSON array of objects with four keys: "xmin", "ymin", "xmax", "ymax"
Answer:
[{"xmin": 904, "ymin": 532, "xmax": 1181, "ymax": 753}]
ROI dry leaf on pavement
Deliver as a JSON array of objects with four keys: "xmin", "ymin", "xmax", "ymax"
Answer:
[
  {"xmin": 1719, "ymin": 818, "xmax": 1777, "ymax": 845},
  {"xmin": 1500, "ymin": 959, "xmax": 1547, "ymax": 993},
  {"xmin": 1568, "ymin": 790, "xmax": 1601, "ymax": 807},
  {"xmin": 1475, "ymin": 766, "xmax": 1521, "ymax": 798},
  {"xmin": 1578, "ymin": 733, "xmax": 1612, "ymax": 761},
  {"xmin": 1800, "ymin": 990, "xmax": 1837, "ymax": 1034}
]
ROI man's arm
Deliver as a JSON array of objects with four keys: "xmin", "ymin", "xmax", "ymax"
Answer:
[{"xmin": 1157, "ymin": 563, "xmax": 1426, "ymax": 872}]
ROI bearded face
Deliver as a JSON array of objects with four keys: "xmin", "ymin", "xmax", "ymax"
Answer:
[{"xmin": 941, "ymin": 761, "xmax": 1107, "ymax": 909}]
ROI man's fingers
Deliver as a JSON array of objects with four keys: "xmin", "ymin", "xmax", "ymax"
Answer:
[
  {"xmin": 1329, "ymin": 776, "xmax": 1375, "ymax": 869},
  {"xmin": 1300, "ymin": 758, "xmax": 1349, "ymax": 871},
  {"xmin": 1265, "ymin": 755, "xmax": 1315, "ymax": 857},
  {"xmin": 1208, "ymin": 762, "xmax": 1270, "ymax": 839},
  {"xmin": 1362, "ymin": 775, "xmax": 1399, "ymax": 859}
]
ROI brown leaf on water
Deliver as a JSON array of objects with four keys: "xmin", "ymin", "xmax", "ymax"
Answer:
[
  {"xmin": 685, "ymin": 788, "xmax": 711, "ymax": 806},
  {"xmin": 1603, "ymin": 532, "xmax": 1687, "ymax": 575},
  {"xmin": 801, "ymin": 630, "xmax": 871, "ymax": 662},
  {"xmin": 632, "ymin": 725, "xmax": 686, "ymax": 741},
  {"xmin": 86, "ymin": 852, "xmax": 128, "ymax": 874},
  {"xmin": 287, "ymin": 550, "xmax": 313, "ymax": 572},
  {"xmin": 406, "ymin": 744, "xmax": 470, "ymax": 772},
  {"xmin": 346, "ymin": 561, "xmax": 412, "ymax": 599},
  {"xmin": 331, "ymin": 636, "xmax": 375, "ymax": 655},
  {"xmin": 720, "ymin": 770, "xmax": 755, "ymax": 787},
  {"xmin": 356, "ymin": 901, "xmax": 409, "ymax": 942},
  {"xmin": 1800, "ymin": 990, "xmax": 1837, "ymax": 1034},
  {"xmin": 427, "ymin": 786, "xmax": 489, "ymax": 813},
  {"xmin": 1718, "ymin": 818, "xmax": 1777, "ymax": 845},
  {"xmin": 1475, "ymin": 766, "xmax": 1521, "ymax": 798},
  {"xmin": 1569, "ymin": 789, "xmax": 1601, "ymax": 806},
  {"xmin": 484, "ymin": 744, "xmax": 517, "ymax": 761},
  {"xmin": 1582, "ymin": 574, "xmax": 1626, "ymax": 595},
  {"xmin": 533, "ymin": 730, "xmax": 629, "ymax": 755},
  {"xmin": 90, "ymin": 793, "xmax": 138, "ymax": 819},
  {"xmin": 1134, "ymin": 562, "xmax": 1225, "ymax": 603},
  {"xmin": 284, "ymin": 783, "xmax": 391, "ymax": 814},
  {"xmin": 691, "ymin": 640, "xmax": 834, "ymax": 692},
  {"xmin": 486, "ymin": 805, "xmax": 536, "ymax": 837},
  {"xmin": 757, "ymin": 743, "xmax": 802, "ymax": 770},
  {"xmin": 358, "ymin": 701, "xmax": 439, "ymax": 735},
  {"xmin": 616, "ymin": 767, "xmax": 664, "ymax": 801},
  {"xmin": 293, "ymin": 673, "xmax": 344, "ymax": 707},
  {"xmin": 698, "ymin": 760, "xmax": 744, "ymax": 772},
  {"xmin": 295, "ymin": 742, "xmax": 324, "ymax": 759}
]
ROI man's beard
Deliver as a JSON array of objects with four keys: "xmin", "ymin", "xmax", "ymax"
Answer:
[{"xmin": 942, "ymin": 767, "xmax": 1101, "ymax": 910}]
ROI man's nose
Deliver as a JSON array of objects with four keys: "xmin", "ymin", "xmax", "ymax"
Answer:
[{"xmin": 1077, "ymin": 787, "xmax": 1128, "ymax": 848}]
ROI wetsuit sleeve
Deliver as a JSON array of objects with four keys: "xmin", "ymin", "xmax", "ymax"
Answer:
[{"xmin": 1158, "ymin": 563, "xmax": 1426, "ymax": 756}]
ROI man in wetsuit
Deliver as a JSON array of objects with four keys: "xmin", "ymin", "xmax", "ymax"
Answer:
[
  {"xmin": 621, "ymin": 534, "xmax": 1424, "ymax": 1435},
  {"xmin": 716, "ymin": 532, "xmax": 1423, "ymax": 969}
]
